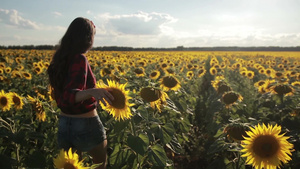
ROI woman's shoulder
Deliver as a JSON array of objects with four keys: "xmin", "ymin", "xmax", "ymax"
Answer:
[
  {"xmin": 74, "ymin": 53, "xmax": 87, "ymax": 60},
  {"xmin": 71, "ymin": 54, "xmax": 87, "ymax": 64}
]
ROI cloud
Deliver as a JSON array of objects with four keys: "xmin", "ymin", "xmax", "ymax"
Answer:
[
  {"xmin": 0, "ymin": 8, "xmax": 40, "ymax": 29},
  {"xmin": 52, "ymin": 11, "xmax": 62, "ymax": 17},
  {"xmin": 94, "ymin": 11, "xmax": 177, "ymax": 35}
]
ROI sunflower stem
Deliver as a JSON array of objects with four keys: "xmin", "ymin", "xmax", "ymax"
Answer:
[
  {"xmin": 16, "ymin": 144, "xmax": 20, "ymax": 164},
  {"xmin": 130, "ymin": 119, "xmax": 141, "ymax": 169},
  {"xmin": 130, "ymin": 119, "xmax": 137, "ymax": 137},
  {"xmin": 235, "ymin": 151, "xmax": 240, "ymax": 169}
]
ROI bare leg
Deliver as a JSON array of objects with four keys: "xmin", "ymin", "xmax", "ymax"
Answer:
[{"xmin": 88, "ymin": 140, "xmax": 107, "ymax": 169}]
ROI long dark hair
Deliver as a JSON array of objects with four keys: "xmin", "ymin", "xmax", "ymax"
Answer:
[{"xmin": 47, "ymin": 17, "xmax": 95, "ymax": 93}]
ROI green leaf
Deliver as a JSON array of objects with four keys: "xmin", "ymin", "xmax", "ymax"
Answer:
[
  {"xmin": 136, "ymin": 105, "xmax": 148, "ymax": 121},
  {"xmin": 127, "ymin": 133, "xmax": 149, "ymax": 155},
  {"xmin": 178, "ymin": 117, "xmax": 191, "ymax": 133},
  {"xmin": 109, "ymin": 144, "xmax": 133, "ymax": 167},
  {"xmin": 148, "ymin": 144, "xmax": 168, "ymax": 167},
  {"xmin": 158, "ymin": 123, "xmax": 175, "ymax": 144},
  {"xmin": 173, "ymin": 99, "xmax": 187, "ymax": 112},
  {"xmin": 113, "ymin": 120, "xmax": 129, "ymax": 133},
  {"xmin": 165, "ymin": 136, "xmax": 182, "ymax": 154}
]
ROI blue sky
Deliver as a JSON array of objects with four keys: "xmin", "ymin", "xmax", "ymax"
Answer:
[{"xmin": 0, "ymin": 0, "xmax": 299, "ymax": 47}]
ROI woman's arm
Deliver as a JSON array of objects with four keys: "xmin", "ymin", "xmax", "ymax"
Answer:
[{"xmin": 75, "ymin": 88, "xmax": 114, "ymax": 106}]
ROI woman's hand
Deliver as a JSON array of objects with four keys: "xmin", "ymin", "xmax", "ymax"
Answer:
[{"xmin": 92, "ymin": 88, "xmax": 114, "ymax": 106}]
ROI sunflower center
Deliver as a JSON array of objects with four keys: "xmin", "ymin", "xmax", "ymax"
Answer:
[
  {"xmin": 199, "ymin": 69, "xmax": 204, "ymax": 74},
  {"xmin": 222, "ymin": 92, "xmax": 239, "ymax": 105},
  {"xmin": 117, "ymin": 66, "xmax": 123, "ymax": 72},
  {"xmin": 140, "ymin": 87, "xmax": 161, "ymax": 102},
  {"xmin": 103, "ymin": 68, "xmax": 111, "ymax": 74},
  {"xmin": 161, "ymin": 63, "xmax": 168, "ymax": 68},
  {"xmin": 253, "ymin": 135, "xmax": 279, "ymax": 158},
  {"xmin": 276, "ymin": 72, "xmax": 283, "ymax": 77},
  {"xmin": 134, "ymin": 68, "xmax": 144, "ymax": 74},
  {"xmin": 150, "ymin": 72, "xmax": 157, "ymax": 77},
  {"xmin": 162, "ymin": 76, "xmax": 178, "ymax": 88},
  {"xmin": 110, "ymin": 88, "xmax": 126, "ymax": 109},
  {"xmin": 64, "ymin": 162, "xmax": 76, "ymax": 169},
  {"xmin": 225, "ymin": 126, "xmax": 247, "ymax": 141},
  {"xmin": 258, "ymin": 81, "xmax": 265, "ymax": 86},
  {"xmin": 274, "ymin": 85, "xmax": 292, "ymax": 95},
  {"xmin": 0, "ymin": 97, "xmax": 8, "ymax": 106},
  {"xmin": 12, "ymin": 96, "xmax": 21, "ymax": 105},
  {"xmin": 23, "ymin": 73, "xmax": 30, "ymax": 77}
]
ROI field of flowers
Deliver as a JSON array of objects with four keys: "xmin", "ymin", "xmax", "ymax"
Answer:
[{"xmin": 0, "ymin": 49, "xmax": 300, "ymax": 169}]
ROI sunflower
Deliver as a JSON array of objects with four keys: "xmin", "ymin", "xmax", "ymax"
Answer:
[
  {"xmin": 241, "ymin": 123, "xmax": 294, "ymax": 169},
  {"xmin": 209, "ymin": 67, "xmax": 217, "ymax": 75},
  {"xmin": 34, "ymin": 65, "xmax": 44, "ymax": 75},
  {"xmin": 270, "ymin": 84, "xmax": 294, "ymax": 96},
  {"xmin": 195, "ymin": 68, "xmax": 205, "ymax": 78},
  {"xmin": 240, "ymin": 70, "xmax": 247, "ymax": 77},
  {"xmin": 254, "ymin": 80, "xmax": 266, "ymax": 88},
  {"xmin": 113, "ymin": 65, "xmax": 126, "ymax": 76},
  {"xmin": 164, "ymin": 68, "xmax": 176, "ymax": 76},
  {"xmin": 223, "ymin": 123, "xmax": 248, "ymax": 142},
  {"xmin": 0, "ymin": 90, "xmax": 13, "ymax": 112},
  {"xmin": 53, "ymin": 148, "xmax": 88, "ymax": 169},
  {"xmin": 265, "ymin": 68, "xmax": 274, "ymax": 77},
  {"xmin": 137, "ymin": 60, "xmax": 147, "ymax": 67},
  {"xmin": 159, "ymin": 75, "xmax": 181, "ymax": 91},
  {"xmin": 297, "ymin": 73, "xmax": 300, "ymax": 80},
  {"xmin": 260, "ymin": 79, "xmax": 276, "ymax": 93},
  {"xmin": 15, "ymin": 57, "xmax": 24, "ymax": 64},
  {"xmin": 27, "ymin": 95, "xmax": 46, "ymax": 122},
  {"xmin": 140, "ymin": 87, "xmax": 168, "ymax": 112},
  {"xmin": 48, "ymin": 85, "xmax": 55, "ymax": 101},
  {"xmin": 22, "ymin": 71, "xmax": 32, "ymax": 80},
  {"xmin": 186, "ymin": 71, "xmax": 194, "ymax": 80},
  {"xmin": 10, "ymin": 92, "xmax": 24, "ymax": 110},
  {"xmin": 271, "ymin": 71, "xmax": 286, "ymax": 79},
  {"xmin": 100, "ymin": 67, "xmax": 111, "ymax": 77},
  {"xmin": 133, "ymin": 67, "xmax": 145, "ymax": 77},
  {"xmin": 11, "ymin": 70, "xmax": 23, "ymax": 78},
  {"xmin": 246, "ymin": 71, "xmax": 255, "ymax": 79},
  {"xmin": 149, "ymin": 70, "xmax": 160, "ymax": 80},
  {"xmin": 0, "ymin": 62, "xmax": 5, "ymax": 69},
  {"xmin": 288, "ymin": 71, "xmax": 297, "ymax": 78},
  {"xmin": 96, "ymin": 80, "xmax": 134, "ymax": 121},
  {"xmin": 43, "ymin": 61, "xmax": 50, "ymax": 68},
  {"xmin": 160, "ymin": 62, "xmax": 169, "ymax": 70},
  {"xmin": 291, "ymin": 81, "xmax": 300, "ymax": 87},
  {"xmin": 211, "ymin": 75, "xmax": 225, "ymax": 88},
  {"xmin": 258, "ymin": 68, "xmax": 265, "ymax": 74},
  {"xmin": 5, "ymin": 67, "xmax": 12, "ymax": 74},
  {"xmin": 185, "ymin": 64, "xmax": 193, "ymax": 70},
  {"xmin": 222, "ymin": 91, "xmax": 243, "ymax": 108},
  {"xmin": 0, "ymin": 75, "xmax": 6, "ymax": 82}
]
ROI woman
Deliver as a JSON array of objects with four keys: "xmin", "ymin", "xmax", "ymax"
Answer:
[{"xmin": 47, "ymin": 17, "xmax": 113, "ymax": 169}]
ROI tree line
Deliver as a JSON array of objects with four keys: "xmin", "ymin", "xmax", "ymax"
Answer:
[{"xmin": 0, "ymin": 45, "xmax": 300, "ymax": 51}]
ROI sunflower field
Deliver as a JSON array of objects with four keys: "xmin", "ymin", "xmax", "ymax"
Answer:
[{"xmin": 0, "ymin": 49, "xmax": 300, "ymax": 169}]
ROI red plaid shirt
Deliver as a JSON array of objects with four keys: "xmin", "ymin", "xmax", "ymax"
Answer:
[{"xmin": 55, "ymin": 54, "xmax": 97, "ymax": 115}]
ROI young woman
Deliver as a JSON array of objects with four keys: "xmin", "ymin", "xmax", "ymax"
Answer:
[{"xmin": 47, "ymin": 17, "xmax": 113, "ymax": 169}]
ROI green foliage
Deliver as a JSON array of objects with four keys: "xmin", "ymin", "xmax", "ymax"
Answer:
[{"xmin": 1, "ymin": 50, "xmax": 299, "ymax": 168}]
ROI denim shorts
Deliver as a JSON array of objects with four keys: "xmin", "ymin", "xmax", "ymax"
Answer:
[{"xmin": 57, "ymin": 115, "xmax": 106, "ymax": 152}]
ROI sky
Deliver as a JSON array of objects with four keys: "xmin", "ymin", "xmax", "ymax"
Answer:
[{"xmin": 0, "ymin": 0, "xmax": 300, "ymax": 48}]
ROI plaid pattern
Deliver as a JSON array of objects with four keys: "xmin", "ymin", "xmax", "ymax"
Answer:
[{"xmin": 55, "ymin": 54, "xmax": 97, "ymax": 115}]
